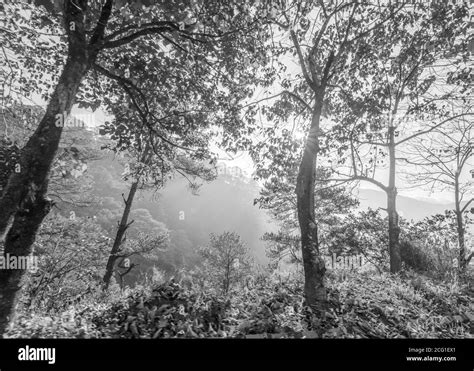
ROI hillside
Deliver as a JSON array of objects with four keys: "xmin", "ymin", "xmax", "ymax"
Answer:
[{"xmin": 357, "ymin": 189, "xmax": 455, "ymax": 221}]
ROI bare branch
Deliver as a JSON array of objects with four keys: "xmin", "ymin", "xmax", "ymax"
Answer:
[{"xmin": 396, "ymin": 113, "xmax": 474, "ymax": 146}]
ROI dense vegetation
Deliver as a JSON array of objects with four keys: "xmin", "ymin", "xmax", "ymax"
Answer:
[
  {"xmin": 0, "ymin": 0, "xmax": 472, "ymax": 339},
  {"xmin": 6, "ymin": 271, "xmax": 473, "ymax": 339}
]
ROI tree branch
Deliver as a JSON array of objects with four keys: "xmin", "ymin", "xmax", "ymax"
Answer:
[
  {"xmin": 461, "ymin": 198, "xmax": 474, "ymax": 213},
  {"xmin": 396, "ymin": 113, "xmax": 474, "ymax": 146},
  {"xmin": 89, "ymin": 0, "xmax": 113, "ymax": 47},
  {"xmin": 290, "ymin": 29, "xmax": 315, "ymax": 90}
]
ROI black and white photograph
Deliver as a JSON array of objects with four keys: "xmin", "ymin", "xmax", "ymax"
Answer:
[{"xmin": 0, "ymin": 0, "xmax": 473, "ymax": 368}]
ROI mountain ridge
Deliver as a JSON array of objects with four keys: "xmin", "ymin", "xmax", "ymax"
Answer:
[{"xmin": 357, "ymin": 188, "xmax": 465, "ymax": 221}]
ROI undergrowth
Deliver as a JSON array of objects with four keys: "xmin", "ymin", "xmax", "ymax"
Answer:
[{"xmin": 5, "ymin": 270, "xmax": 473, "ymax": 339}]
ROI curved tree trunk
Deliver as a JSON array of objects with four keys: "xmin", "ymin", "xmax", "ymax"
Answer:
[{"xmin": 296, "ymin": 100, "xmax": 327, "ymax": 315}]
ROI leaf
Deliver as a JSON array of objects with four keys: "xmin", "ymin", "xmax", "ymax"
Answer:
[{"xmin": 158, "ymin": 319, "xmax": 168, "ymax": 328}]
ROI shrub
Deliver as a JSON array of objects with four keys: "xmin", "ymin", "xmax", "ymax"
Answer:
[
  {"xmin": 196, "ymin": 232, "xmax": 253, "ymax": 295},
  {"xmin": 400, "ymin": 240, "xmax": 434, "ymax": 273}
]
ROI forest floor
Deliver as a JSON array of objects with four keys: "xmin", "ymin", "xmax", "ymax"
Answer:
[{"xmin": 6, "ymin": 270, "xmax": 473, "ymax": 339}]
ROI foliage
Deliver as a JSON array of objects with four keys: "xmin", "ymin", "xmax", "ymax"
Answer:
[
  {"xmin": 112, "ymin": 232, "xmax": 170, "ymax": 289},
  {"xmin": 325, "ymin": 208, "xmax": 472, "ymax": 278},
  {"xmin": 403, "ymin": 211, "xmax": 473, "ymax": 278},
  {"xmin": 325, "ymin": 209, "xmax": 392, "ymax": 272},
  {"xmin": 21, "ymin": 213, "xmax": 110, "ymax": 313},
  {"xmin": 0, "ymin": 104, "xmax": 100, "ymax": 206},
  {"xmin": 255, "ymin": 134, "xmax": 359, "ymax": 267},
  {"xmin": 6, "ymin": 270, "xmax": 472, "ymax": 339},
  {"xmin": 197, "ymin": 232, "xmax": 253, "ymax": 295},
  {"xmin": 323, "ymin": 271, "xmax": 472, "ymax": 339},
  {"xmin": 19, "ymin": 211, "xmax": 169, "ymax": 312},
  {"xmin": 1, "ymin": 0, "xmax": 473, "ymax": 341}
]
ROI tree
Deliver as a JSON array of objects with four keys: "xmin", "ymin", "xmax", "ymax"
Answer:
[
  {"xmin": 0, "ymin": 102, "xmax": 103, "ymax": 329},
  {"xmin": 254, "ymin": 135, "xmax": 358, "ymax": 267},
  {"xmin": 324, "ymin": 209, "xmax": 464, "ymax": 277},
  {"xmin": 247, "ymin": 0, "xmax": 403, "ymax": 313},
  {"xmin": 0, "ymin": 0, "xmax": 263, "ymax": 334},
  {"xmin": 102, "ymin": 146, "xmax": 213, "ymax": 290},
  {"xmin": 198, "ymin": 232, "xmax": 252, "ymax": 295},
  {"xmin": 96, "ymin": 50, "xmax": 222, "ymax": 289},
  {"xmin": 0, "ymin": 103, "xmax": 102, "ymax": 208},
  {"xmin": 402, "ymin": 118, "xmax": 473, "ymax": 271},
  {"xmin": 326, "ymin": 1, "xmax": 472, "ymax": 274},
  {"xmin": 111, "ymin": 232, "xmax": 169, "ymax": 290},
  {"xmin": 0, "ymin": 0, "xmax": 114, "ymax": 333}
]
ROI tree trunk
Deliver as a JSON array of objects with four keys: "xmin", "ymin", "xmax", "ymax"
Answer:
[
  {"xmin": 0, "ymin": 0, "xmax": 113, "ymax": 337},
  {"xmin": 103, "ymin": 143, "xmax": 152, "ymax": 290},
  {"xmin": 296, "ymin": 100, "xmax": 327, "ymax": 314},
  {"xmin": 103, "ymin": 180, "xmax": 139, "ymax": 290},
  {"xmin": 387, "ymin": 126, "xmax": 401, "ymax": 273},
  {"xmin": 387, "ymin": 188, "xmax": 401, "ymax": 273},
  {"xmin": 0, "ymin": 54, "xmax": 90, "ymax": 336},
  {"xmin": 454, "ymin": 176, "xmax": 466, "ymax": 271},
  {"xmin": 0, "ymin": 183, "xmax": 53, "ymax": 335},
  {"xmin": 0, "ymin": 56, "xmax": 88, "ymax": 236}
]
